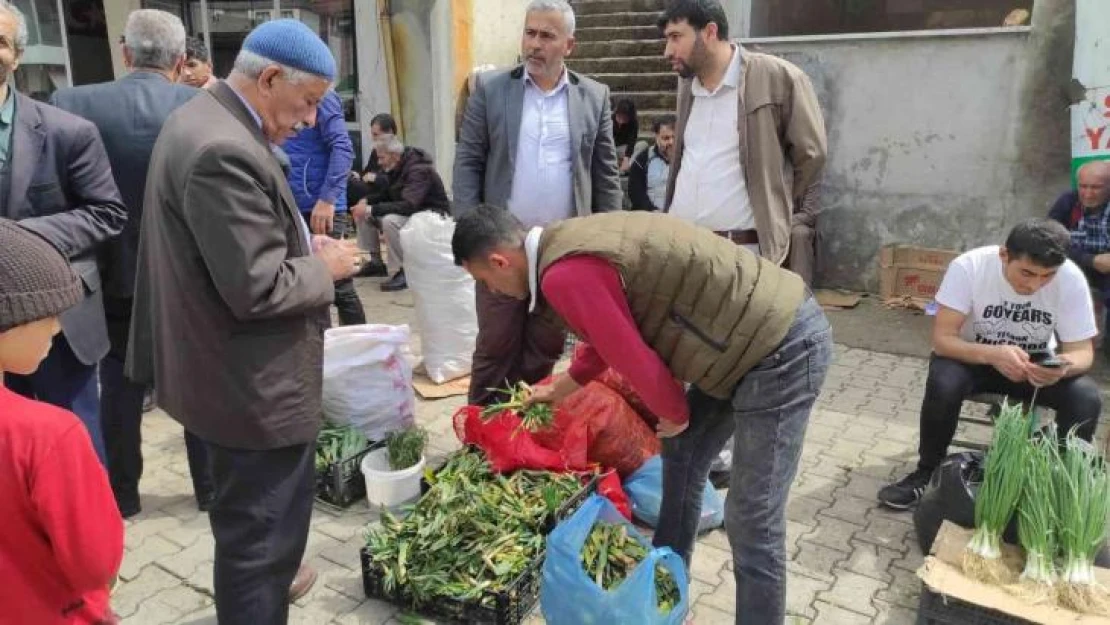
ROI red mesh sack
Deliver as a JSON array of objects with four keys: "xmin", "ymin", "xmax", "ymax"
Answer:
[
  {"xmin": 571, "ymin": 344, "xmax": 669, "ymax": 428},
  {"xmin": 556, "ymin": 381, "xmax": 660, "ymax": 478},
  {"xmin": 452, "ymin": 405, "xmax": 590, "ymax": 473}
]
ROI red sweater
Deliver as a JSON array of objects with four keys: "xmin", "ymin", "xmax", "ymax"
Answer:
[
  {"xmin": 540, "ymin": 255, "xmax": 690, "ymax": 424},
  {"xmin": 0, "ymin": 386, "xmax": 124, "ymax": 624}
]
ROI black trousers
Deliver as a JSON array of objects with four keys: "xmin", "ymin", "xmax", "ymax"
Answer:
[
  {"xmin": 100, "ymin": 299, "xmax": 212, "ymax": 510},
  {"xmin": 918, "ymin": 354, "xmax": 1103, "ymax": 472},
  {"xmin": 206, "ymin": 439, "xmax": 316, "ymax": 625},
  {"xmin": 301, "ymin": 211, "xmax": 365, "ymax": 326}
]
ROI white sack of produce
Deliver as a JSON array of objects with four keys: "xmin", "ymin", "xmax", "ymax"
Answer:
[
  {"xmin": 399, "ymin": 212, "xmax": 477, "ymax": 384},
  {"xmin": 322, "ymin": 324, "xmax": 415, "ymax": 439}
]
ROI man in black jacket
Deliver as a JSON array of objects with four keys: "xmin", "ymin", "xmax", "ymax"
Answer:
[
  {"xmin": 349, "ymin": 113, "xmax": 397, "ymax": 276},
  {"xmin": 351, "ymin": 135, "xmax": 450, "ymax": 292},
  {"xmin": 628, "ymin": 114, "xmax": 676, "ymax": 211},
  {"xmin": 0, "ymin": 1, "xmax": 125, "ymax": 467},
  {"xmin": 51, "ymin": 8, "xmax": 212, "ymax": 518}
]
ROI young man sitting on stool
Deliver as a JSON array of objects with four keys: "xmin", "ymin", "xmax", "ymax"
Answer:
[{"xmin": 878, "ymin": 218, "xmax": 1101, "ymax": 510}]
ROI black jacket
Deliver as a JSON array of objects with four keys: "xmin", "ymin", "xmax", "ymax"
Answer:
[
  {"xmin": 372, "ymin": 147, "xmax": 451, "ymax": 218},
  {"xmin": 51, "ymin": 72, "xmax": 198, "ymax": 308},
  {"xmin": 627, "ymin": 145, "xmax": 666, "ymax": 211},
  {"xmin": 4, "ymin": 91, "xmax": 126, "ymax": 365},
  {"xmin": 348, "ymin": 149, "xmax": 391, "ymax": 204}
]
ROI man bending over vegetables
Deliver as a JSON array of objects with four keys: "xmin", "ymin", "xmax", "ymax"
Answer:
[
  {"xmin": 878, "ymin": 218, "xmax": 1102, "ymax": 511},
  {"xmin": 452, "ymin": 206, "xmax": 833, "ymax": 625}
]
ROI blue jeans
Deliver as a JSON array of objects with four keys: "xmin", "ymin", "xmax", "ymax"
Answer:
[
  {"xmin": 5, "ymin": 334, "xmax": 105, "ymax": 466},
  {"xmin": 653, "ymin": 294, "xmax": 832, "ymax": 625}
]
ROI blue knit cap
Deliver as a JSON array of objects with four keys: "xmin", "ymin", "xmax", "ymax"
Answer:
[{"xmin": 242, "ymin": 19, "xmax": 336, "ymax": 81}]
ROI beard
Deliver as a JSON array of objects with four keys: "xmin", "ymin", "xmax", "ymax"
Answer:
[{"xmin": 674, "ymin": 37, "xmax": 709, "ymax": 79}]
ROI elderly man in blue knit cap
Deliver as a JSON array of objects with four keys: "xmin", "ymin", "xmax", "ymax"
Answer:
[{"xmin": 128, "ymin": 19, "xmax": 361, "ymax": 624}]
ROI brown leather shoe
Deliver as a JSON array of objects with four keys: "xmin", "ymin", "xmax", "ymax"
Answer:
[{"xmin": 288, "ymin": 564, "xmax": 317, "ymax": 603}]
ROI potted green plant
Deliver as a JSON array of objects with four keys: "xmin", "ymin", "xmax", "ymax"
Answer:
[{"xmin": 361, "ymin": 426, "xmax": 428, "ymax": 507}]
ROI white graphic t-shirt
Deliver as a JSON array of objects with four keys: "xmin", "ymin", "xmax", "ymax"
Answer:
[{"xmin": 935, "ymin": 246, "xmax": 1097, "ymax": 352}]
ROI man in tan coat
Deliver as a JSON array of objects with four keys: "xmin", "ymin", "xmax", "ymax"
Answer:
[{"xmin": 659, "ymin": 0, "xmax": 826, "ymax": 277}]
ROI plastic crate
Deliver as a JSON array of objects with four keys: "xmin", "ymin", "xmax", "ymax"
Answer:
[
  {"xmin": 916, "ymin": 588, "xmax": 1037, "ymax": 625},
  {"xmin": 315, "ymin": 439, "xmax": 384, "ymax": 508},
  {"xmin": 361, "ymin": 471, "xmax": 599, "ymax": 624}
]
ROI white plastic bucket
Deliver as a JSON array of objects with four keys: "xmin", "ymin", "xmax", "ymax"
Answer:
[{"xmin": 361, "ymin": 447, "xmax": 425, "ymax": 508}]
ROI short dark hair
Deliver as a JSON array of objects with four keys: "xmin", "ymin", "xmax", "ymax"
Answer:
[
  {"xmin": 1003, "ymin": 218, "xmax": 1072, "ymax": 268},
  {"xmin": 452, "ymin": 205, "xmax": 527, "ymax": 266},
  {"xmin": 613, "ymin": 97, "xmax": 637, "ymax": 119},
  {"xmin": 652, "ymin": 113, "xmax": 677, "ymax": 134},
  {"xmin": 657, "ymin": 0, "xmax": 729, "ymax": 40},
  {"xmin": 185, "ymin": 36, "xmax": 209, "ymax": 63},
  {"xmin": 370, "ymin": 113, "xmax": 398, "ymax": 134}
]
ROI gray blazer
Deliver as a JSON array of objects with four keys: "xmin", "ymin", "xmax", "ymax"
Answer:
[
  {"xmin": 127, "ymin": 83, "xmax": 334, "ymax": 450},
  {"xmin": 51, "ymin": 72, "xmax": 199, "ymax": 305},
  {"xmin": 3, "ymin": 92, "xmax": 126, "ymax": 365},
  {"xmin": 452, "ymin": 65, "xmax": 622, "ymax": 216}
]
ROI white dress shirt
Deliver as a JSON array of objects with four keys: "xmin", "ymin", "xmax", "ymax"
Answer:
[
  {"xmin": 507, "ymin": 70, "xmax": 575, "ymax": 229},
  {"xmin": 669, "ymin": 45, "xmax": 755, "ymax": 236}
]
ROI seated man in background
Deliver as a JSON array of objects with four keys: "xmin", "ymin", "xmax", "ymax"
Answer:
[
  {"xmin": 351, "ymin": 135, "xmax": 451, "ymax": 292},
  {"xmin": 348, "ymin": 113, "xmax": 397, "ymax": 277},
  {"xmin": 878, "ymin": 218, "xmax": 1101, "ymax": 510},
  {"xmin": 627, "ymin": 114, "xmax": 675, "ymax": 212},
  {"xmin": 1049, "ymin": 160, "xmax": 1110, "ymax": 327}
]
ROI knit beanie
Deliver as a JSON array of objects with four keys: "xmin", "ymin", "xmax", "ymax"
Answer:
[
  {"xmin": 0, "ymin": 219, "xmax": 83, "ymax": 333},
  {"xmin": 242, "ymin": 19, "xmax": 336, "ymax": 81}
]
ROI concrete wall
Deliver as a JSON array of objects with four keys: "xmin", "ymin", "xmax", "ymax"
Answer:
[
  {"xmin": 745, "ymin": 0, "xmax": 1074, "ymax": 291},
  {"xmin": 389, "ymin": 0, "xmax": 459, "ymax": 184},
  {"xmin": 470, "ymin": 0, "xmax": 524, "ymax": 66}
]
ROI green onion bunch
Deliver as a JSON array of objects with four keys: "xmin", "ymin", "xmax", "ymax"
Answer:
[
  {"xmin": 964, "ymin": 401, "xmax": 1028, "ymax": 585},
  {"xmin": 1052, "ymin": 430, "xmax": 1110, "ymax": 615},
  {"xmin": 1008, "ymin": 431, "xmax": 1058, "ymax": 603}
]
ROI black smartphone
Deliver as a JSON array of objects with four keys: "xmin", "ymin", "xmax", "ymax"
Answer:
[{"xmin": 1030, "ymin": 351, "xmax": 1064, "ymax": 368}]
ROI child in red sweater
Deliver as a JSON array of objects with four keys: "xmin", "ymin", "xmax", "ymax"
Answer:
[{"xmin": 0, "ymin": 219, "xmax": 124, "ymax": 624}]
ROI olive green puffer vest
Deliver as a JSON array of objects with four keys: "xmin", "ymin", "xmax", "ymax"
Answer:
[{"xmin": 536, "ymin": 212, "xmax": 805, "ymax": 399}]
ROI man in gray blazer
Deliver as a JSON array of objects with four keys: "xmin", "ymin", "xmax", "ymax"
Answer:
[
  {"xmin": 0, "ymin": 1, "xmax": 125, "ymax": 464},
  {"xmin": 453, "ymin": 0, "xmax": 622, "ymax": 405},
  {"xmin": 51, "ymin": 9, "xmax": 211, "ymax": 520},
  {"xmin": 127, "ymin": 19, "xmax": 361, "ymax": 623}
]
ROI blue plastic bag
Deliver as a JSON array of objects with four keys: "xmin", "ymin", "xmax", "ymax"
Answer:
[
  {"xmin": 624, "ymin": 455, "xmax": 725, "ymax": 533},
  {"xmin": 541, "ymin": 494, "xmax": 690, "ymax": 625}
]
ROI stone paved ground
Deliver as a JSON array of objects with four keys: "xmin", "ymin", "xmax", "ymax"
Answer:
[{"xmin": 113, "ymin": 280, "xmax": 1100, "ymax": 624}]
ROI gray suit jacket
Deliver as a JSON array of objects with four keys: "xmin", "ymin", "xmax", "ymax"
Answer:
[
  {"xmin": 2, "ymin": 92, "xmax": 126, "ymax": 365},
  {"xmin": 127, "ymin": 83, "xmax": 334, "ymax": 450},
  {"xmin": 51, "ymin": 72, "xmax": 199, "ymax": 306},
  {"xmin": 452, "ymin": 65, "xmax": 622, "ymax": 216}
]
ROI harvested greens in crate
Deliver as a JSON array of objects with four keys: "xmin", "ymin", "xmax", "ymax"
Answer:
[
  {"xmin": 362, "ymin": 449, "xmax": 595, "ymax": 624},
  {"xmin": 315, "ymin": 423, "xmax": 378, "ymax": 507}
]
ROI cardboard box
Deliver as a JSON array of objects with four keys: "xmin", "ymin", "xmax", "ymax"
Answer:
[
  {"xmin": 916, "ymin": 521, "xmax": 1110, "ymax": 624},
  {"xmin": 878, "ymin": 244, "xmax": 961, "ymax": 300}
]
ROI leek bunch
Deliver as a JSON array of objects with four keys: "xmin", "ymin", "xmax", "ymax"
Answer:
[
  {"xmin": 1008, "ymin": 432, "xmax": 1058, "ymax": 603},
  {"xmin": 964, "ymin": 401, "xmax": 1028, "ymax": 584},
  {"xmin": 1053, "ymin": 431, "xmax": 1110, "ymax": 615}
]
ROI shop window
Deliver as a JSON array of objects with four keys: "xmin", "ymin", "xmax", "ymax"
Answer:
[{"xmin": 749, "ymin": 0, "xmax": 1034, "ymax": 38}]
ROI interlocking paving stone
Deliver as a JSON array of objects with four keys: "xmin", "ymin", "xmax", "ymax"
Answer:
[{"xmin": 817, "ymin": 569, "xmax": 889, "ymax": 617}]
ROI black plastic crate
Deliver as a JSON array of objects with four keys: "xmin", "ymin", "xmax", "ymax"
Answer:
[
  {"xmin": 361, "ymin": 545, "xmax": 544, "ymax": 625},
  {"xmin": 315, "ymin": 439, "xmax": 384, "ymax": 508},
  {"xmin": 361, "ymin": 470, "xmax": 599, "ymax": 624},
  {"xmin": 916, "ymin": 588, "xmax": 1037, "ymax": 625}
]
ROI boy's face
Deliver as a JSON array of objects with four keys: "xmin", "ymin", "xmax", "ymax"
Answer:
[{"xmin": 0, "ymin": 317, "xmax": 60, "ymax": 375}]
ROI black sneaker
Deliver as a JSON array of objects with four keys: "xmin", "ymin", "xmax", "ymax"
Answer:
[{"xmin": 877, "ymin": 468, "xmax": 933, "ymax": 510}]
